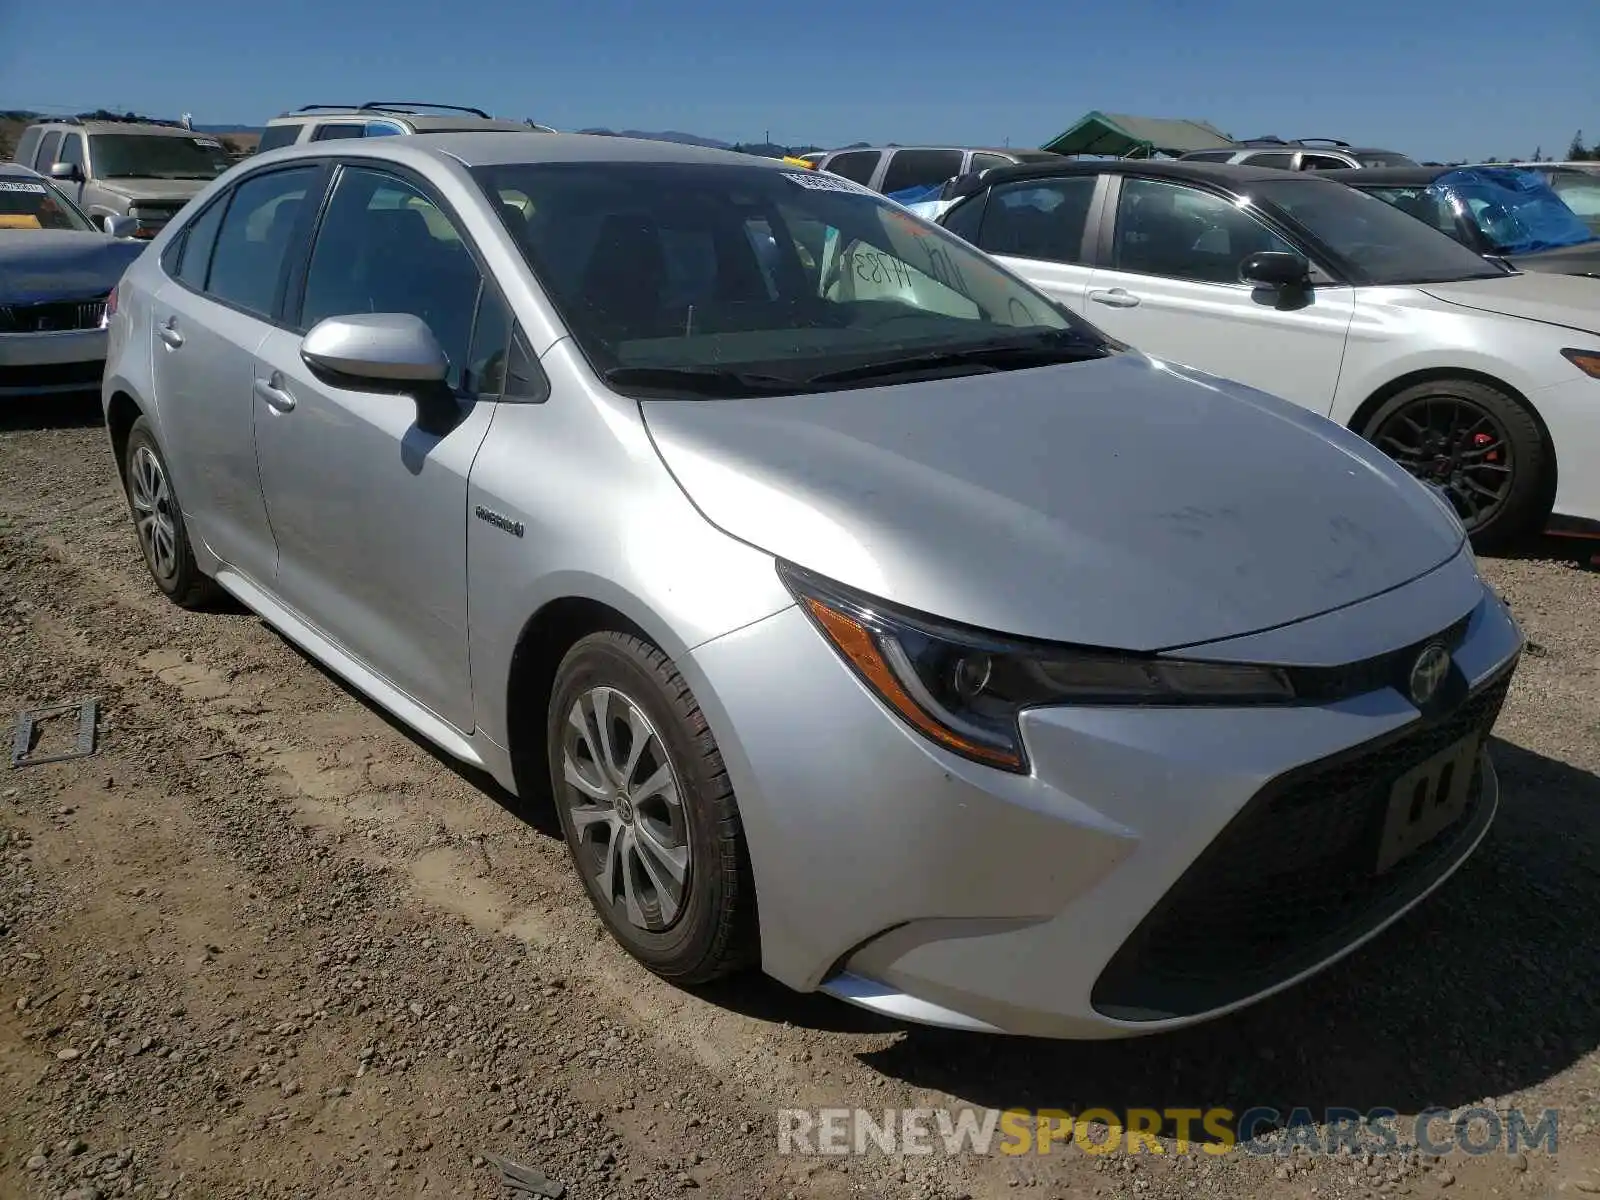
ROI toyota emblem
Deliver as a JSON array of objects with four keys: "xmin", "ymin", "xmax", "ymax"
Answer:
[{"xmin": 1408, "ymin": 643, "xmax": 1451, "ymax": 707}]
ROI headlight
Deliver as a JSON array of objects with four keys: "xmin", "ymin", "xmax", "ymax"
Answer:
[{"xmin": 779, "ymin": 563, "xmax": 1294, "ymax": 773}]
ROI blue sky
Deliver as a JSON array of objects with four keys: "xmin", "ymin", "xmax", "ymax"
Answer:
[{"xmin": 2, "ymin": 0, "xmax": 1594, "ymax": 161}]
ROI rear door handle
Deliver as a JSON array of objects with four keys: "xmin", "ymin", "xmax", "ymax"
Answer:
[
  {"xmin": 1088, "ymin": 288, "xmax": 1141, "ymax": 309},
  {"xmin": 253, "ymin": 373, "xmax": 296, "ymax": 413},
  {"xmin": 156, "ymin": 318, "xmax": 184, "ymax": 348}
]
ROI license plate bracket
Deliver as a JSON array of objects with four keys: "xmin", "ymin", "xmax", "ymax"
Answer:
[{"xmin": 1375, "ymin": 734, "xmax": 1480, "ymax": 874}]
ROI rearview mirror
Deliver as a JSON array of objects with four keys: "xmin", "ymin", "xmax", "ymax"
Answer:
[
  {"xmin": 1239, "ymin": 250, "xmax": 1311, "ymax": 289},
  {"xmin": 300, "ymin": 313, "xmax": 449, "ymax": 385},
  {"xmin": 49, "ymin": 162, "xmax": 82, "ymax": 182},
  {"xmin": 105, "ymin": 215, "xmax": 139, "ymax": 239}
]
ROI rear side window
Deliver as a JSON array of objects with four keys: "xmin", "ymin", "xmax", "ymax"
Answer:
[
  {"xmin": 1300, "ymin": 154, "xmax": 1350, "ymax": 171},
  {"xmin": 176, "ymin": 198, "xmax": 229, "ymax": 289},
  {"xmin": 969, "ymin": 152, "xmax": 1013, "ymax": 173},
  {"xmin": 1240, "ymin": 152, "xmax": 1294, "ymax": 170},
  {"xmin": 34, "ymin": 131, "xmax": 62, "ymax": 171},
  {"xmin": 975, "ymin": 176, "xmax": 1098, "ymax": 263},
  {"xmin": 310, "ymin": 123, "xmax": 367, "ymax": 142},
  {"xmin": 823, "ymin": 151, "xmax": 879, "ymax": 185},
  {"xmin": 206, "ymin": 166, "xmax": 321, "ymax": 317},
  {"xmin": 256, "ymin": 124, "xmax": 301, "ymax": 153},
  {"xmin": 881, "ymin": 149, "xmax": 966, "ymax": 195},
  {"xmin": 14, "ymin": 127, "xmax": 42, "ymax": 166}
]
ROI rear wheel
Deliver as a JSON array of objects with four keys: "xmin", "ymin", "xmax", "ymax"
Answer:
[
  {"xmin": 123, "ymin": 417, "xmax": 220, "ymax": 608},
  {"xmin": 1360, "ymin": 378, "xmax": 1550, "ymax": 550},
  {"xmin": 547, "ymin": 631, "xmax": 757, "ymax": 985}
]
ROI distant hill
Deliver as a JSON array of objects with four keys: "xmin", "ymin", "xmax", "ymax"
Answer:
[{"xmin": 578, "ymin": 128, "xmax": 732, "ymax": 149}]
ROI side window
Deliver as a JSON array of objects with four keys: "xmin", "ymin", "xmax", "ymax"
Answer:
[
  {"xmin": 255, "ymin": 124, "xmax": 302, "ymax": 153},
  {"xmin": 14, "ymin": 127, "xmax": 42, "ymax": 167},
  {"xmin": 310, "ymin": 123, "xmax": 367, "ymax": 142},
  {"xmin": 976, "ymin": 176, "xmax": 1097, "ymax": 264},
  {"xmin": 823, "ymin": 151, "xmax": 880, "ymax": 185},
  {"xmin": 880, "ymin": 149, "xmax": 966, "ymax": 196},
  {"xmin": 1241, "ymin": 152, "xmax": 1295, "ymax": 170},
  {"xmin": 34, "ymin": 131, "xmax": 62, "ymax": 171},
  {"xmin": 57, "ymin": 135, "xmax": 85, "ymax": 172},
  {"xmin": 299, "ymin": 167, "xmax": 484, "ymax": 390},
  {"xmin": 1300, "ymin": 154, "xmax": 1350, "ymax": 171},
  {"xmin": 1112, "ymin": 177, "xmax": 1296, "ymax": 285},
  {"xmin": 464, "ymin": 285, "xmax": 513, "ymax": 396},
  {"xmin": 175, "ymin": 196, "xmax": 229, "ymax": 289},
  {"xmin": 939, "ymin": 195, "xmax": 986, "ymax": 244},
  {"xmin": 206, "ymin": 166, "xmax": 321, "ymax": 317},
  {"xmin": 969, "ymin": 152, "xmax": 1012, "ymax": 173},
  {"xmin": 362, "ymin": 122, "xmax": 403, "ymax": 138}
]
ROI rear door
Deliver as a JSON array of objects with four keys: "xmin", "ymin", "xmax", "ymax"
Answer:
[
  {"xmin": 146, "ymin": 163, "xmax": 327, "ymax": 585},
  {"xmin": 1081, "ymin": 174, "xmax": 1355, "ymax": 412},
  {"xmin": 952, "ymin": 173, "xmax": 1105, "ymax": 312}
]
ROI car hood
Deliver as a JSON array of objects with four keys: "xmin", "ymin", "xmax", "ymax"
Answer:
[
  {"xmin": 640, "ymin": 353, "xmax": 1465, "ymax": 650},
  {"xmin": 1502, "ymin": 240, "xmax": 1600, "ymax": 279},
  {"xmin": 0, "ymin": 231, "xmax": 145, "ymax": 304},
  {"xmin": 93, "ymin": 178, "xmax": 211, "ymax": 204},
  {"xmin": 1419, "ymin": 270, "xmax": 1600, "ymax": 334}
]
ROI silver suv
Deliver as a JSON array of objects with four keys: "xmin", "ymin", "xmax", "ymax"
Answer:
[
  {"xmin": 11, "ymin": 116, "xmax": 233, "ymax": 238},
  {"xmin": 812, "ymin": 145, "xmax": 1061, "ymax": 198},
  {"xmin": 1179, "ymin": 137, "xmax": 1418, "ymax": 171},
  {"xmin": 256, "ymin": 102, "xmax": 553, "ymax": 152}
]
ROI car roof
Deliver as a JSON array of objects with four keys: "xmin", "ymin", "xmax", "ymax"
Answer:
[
  {"xmin": 258, "ymin": 130, "xmax": 792, "ymax": 171},
  {"xmin": 947, "ymin": 157, "xmax": 1335, "ymax": 196},
  {"xmin": 826, "ymin": 145, "xmax": 1046, "ymax": 157},
  {"xmin": 272, "ymin": 110, "xmax": 532, "ymax": 133},
  {"xmin": 34, "ymin": 120, "xmax": 201, "ymax": 137}
]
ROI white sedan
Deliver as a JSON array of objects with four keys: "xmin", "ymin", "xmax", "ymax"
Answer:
[{"xmin": 936, "ymin": 160, "xmax": 1600, "ymax": 547}]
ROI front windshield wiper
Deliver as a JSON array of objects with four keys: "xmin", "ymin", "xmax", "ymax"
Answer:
[
  {"xmin": 802, "ymin": 330, "xmax": 1110, "ymax": 387},
  {"xmin": 603, "ymin": 366, "xmax": 803, "ymax": 397}
]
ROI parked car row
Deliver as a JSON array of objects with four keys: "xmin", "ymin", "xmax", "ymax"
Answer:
[{"xmin": 96, "ymin": 129, "xmax": 1531, "ymax": 1039}]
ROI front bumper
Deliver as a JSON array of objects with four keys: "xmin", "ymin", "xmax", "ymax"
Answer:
[
  {"xmin": 0, "ymin": 329, "xmax": 108, "ymax": 396},
  {"xmin": 687, "ymin": 546, "xmax": 1522, "ymax": 1038}
]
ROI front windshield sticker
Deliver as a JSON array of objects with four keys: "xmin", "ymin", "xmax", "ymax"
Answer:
[
  {"xmin": 782, "ymin": 171, "xmax": 871, "ymax": 195},
  {"xmin": 0, "ymin": 181, "xmax": 48, "ymax": 193},
  {"xmin": 192, "ymin": 137, "xmax": 223, "ymax": 149}
]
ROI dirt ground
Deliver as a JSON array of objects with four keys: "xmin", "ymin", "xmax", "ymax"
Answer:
[{"xmin": 1, "ymin": 397, "xmax": 1598, "ymax": 1200}]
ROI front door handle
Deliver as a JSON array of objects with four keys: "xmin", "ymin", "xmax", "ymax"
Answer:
[
  {"xmin": 1088, "ymin": 288, "xmax": 1141, "ymax": 309},
  {"xmin": 156, "ymin": 317, "xmax": 184, "ymax": 348},
  {"xmin": 253, "ymin": 373, "xmax": 296, "ymax": 413}
]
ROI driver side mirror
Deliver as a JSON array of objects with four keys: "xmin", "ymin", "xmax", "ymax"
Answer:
[
  {"xmin": 1239, "ymin": 250, "xmax": 1311, "ymax": 290},
  {"xmin": 105, "ymin": 215, "xmax": 139, "ymax": 239},
  {"xmin": 49, "ymin": 162, "xmax": 83, "ymax": 182},
  {"xmin": 300, "ymin": 313, "xmax": 459, "ymax": 435}
]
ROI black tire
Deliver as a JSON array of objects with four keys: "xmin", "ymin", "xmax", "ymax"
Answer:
[
  {"xmin": 1359, "ymin": 378, "xmax": 1551, "ymax": 551},
  {"xmin": 122, "ymin": 417, "xmax": 221, "ymax": 609},
  {"xmin": 547, "ymin": 631, "xmax": 757, "ymax": 984}
]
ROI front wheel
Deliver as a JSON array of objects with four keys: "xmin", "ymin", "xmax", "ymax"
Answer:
[
  {"xmin": 547, "ymin": 631, "xmax": 757, "ymax": 985},
  {"xmin": 1360, "ymin": 378, "xmax": 1551, "ymax": 551}
]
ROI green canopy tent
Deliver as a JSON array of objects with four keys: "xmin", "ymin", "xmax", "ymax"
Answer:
[{"xmin": 1041, "ymin": 111, "xmax": 1235, "ymax": 158}]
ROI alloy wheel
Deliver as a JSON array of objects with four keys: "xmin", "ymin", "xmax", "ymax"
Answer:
[
  {"xmin": 558, "ymin": 685, "xmax": 691, "ymax": 932},
  {"xmin": 129, "ymin": 445, "xmax": 179, "ymax": 582},
  {"xmin": 1370, "ymin": 395, "xmax": 1513, "ymax": 531}
]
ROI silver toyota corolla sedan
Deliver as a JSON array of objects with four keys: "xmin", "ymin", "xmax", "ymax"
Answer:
[{"xmin": 102, "ymin": 132, "xmax": 1523, "ymax": 1038}]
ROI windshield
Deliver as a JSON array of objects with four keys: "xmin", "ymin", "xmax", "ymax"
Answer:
[
  {"xmin": 1434, "ymin": 167, "xmax": 1597, "ymax": 254},
  {"xmin": 472, "ymin": 161, "xmax": 1107, "ymax": 392},
  {"xmin": 0, "ymin": 176, "xmax": 95, "ymax": 232},
  {"xmin": 89, "ymin": 133, "xmax": 231, "ymax": 180},
  {"xmin": 1248, "ymin": 177, "xmax": 1508, "ymax": 285}
]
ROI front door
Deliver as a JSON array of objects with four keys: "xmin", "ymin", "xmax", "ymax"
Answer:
[
  {"xmin": 1082, "ymin": 175, "xmax": 1356, "ymax": 413},
  {"xmin": 251, "ymin": 164, "xmax": 513, "ymax": 731}
]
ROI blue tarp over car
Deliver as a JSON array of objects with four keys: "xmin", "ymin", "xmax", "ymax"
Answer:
[{"xmin": 1435, "ymin": 167, "xmax": 1599, "ymax": 255}]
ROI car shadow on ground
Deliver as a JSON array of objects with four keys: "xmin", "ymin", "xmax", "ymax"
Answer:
[
  {"xmin": 0, "ymin": 392, "xmax": 104, "ymax": 432},
  {"xmin": 763, "ymin": 738, "xmax": 1599, "ymax": 1136}
]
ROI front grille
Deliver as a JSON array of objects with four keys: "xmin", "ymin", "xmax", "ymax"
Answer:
[
  {"xmin": 0, "ymin": 359, "xmax": 106, "ymax": 390},
  {"xmin": 0, "ymin": 298, "xmax": 107, "ymax": 333},
  {"xmin": 1091, "ymin": 664, "xmax": 1515, "ymax": 1021}
]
